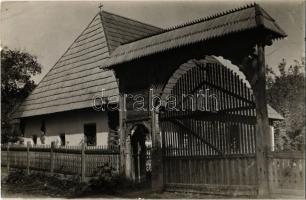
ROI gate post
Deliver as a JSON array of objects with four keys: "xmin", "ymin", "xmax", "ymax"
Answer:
[
  {"xmin": 125, "ymin": 133, "xmax": 133, "ymax": 179},
  {"xmin": 26, "ymin": 142, "xmax": 31, "ymax": 175},
  {"xmin": 253, "ymin": 41, "xmax": 271, "ymax": 197},
  {"xmin": 50, "ymin": 141, "xmax": 55, "ymax": 175},
  {"xmin": 81, "ymin": 142, "xmax": 86, "ymax": 182},
  {"xmin": 150, "ymin": 90, "xmax": 163, "ymax": 191},
  {"xmin": 119, "ymin": 90, "xmax": 128, "ymax": 177}
]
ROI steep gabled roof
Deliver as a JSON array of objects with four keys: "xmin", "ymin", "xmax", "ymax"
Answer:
[
  {"xmin": 102, "ymin": 3, "xmax": 286, "ymax": 68},
  {"xmin": 14, "ymin": 11, "xmax": 162, "ymax": 118},
  {"xmin": 100, "ymin": 11, "xmax": 163, "ymax": 52}
]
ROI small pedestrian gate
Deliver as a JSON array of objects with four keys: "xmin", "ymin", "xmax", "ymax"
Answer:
[{"xmin": 160, "ymin": 59, "xmax": 259, "ymax": 195}]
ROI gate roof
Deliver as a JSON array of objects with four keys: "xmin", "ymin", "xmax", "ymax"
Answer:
[{"xmin": 102, "ymin": 3, "xmax": 286, "ymax": 69}]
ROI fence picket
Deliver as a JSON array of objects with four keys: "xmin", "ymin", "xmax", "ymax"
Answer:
[{"xmin": 2, "ymin": 143, "xmax": 120, "ymax": 179}]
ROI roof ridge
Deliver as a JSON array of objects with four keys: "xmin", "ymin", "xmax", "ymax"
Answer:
[
  {"xmin": 99, "ymin": 11, "xmax": 112, "ymax": 55},
  {"xmin": 101, "ymin": 10, "xmax": 163, "ymax": 30},
  {"xmin": 166, "ymin": 3, "xmax": 256, "ymax": 31}
]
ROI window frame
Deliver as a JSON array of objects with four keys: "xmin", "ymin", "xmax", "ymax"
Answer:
[{"xmin": 84, "ymin": 123, "xmax": 97, "ymax": 146}]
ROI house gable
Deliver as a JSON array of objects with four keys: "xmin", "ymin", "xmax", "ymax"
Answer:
[{"xmin": 14, "ymin": 11, "xmax": 162, "ymax": 118}]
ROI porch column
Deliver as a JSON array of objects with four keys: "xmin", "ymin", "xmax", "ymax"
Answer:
[
  {"xmin": 150, "ymin": 89, "xmax": 164, "ymax": 191},
  {"xmin": 253, "ymin": 41, "xmax": 271, "ymax": 197},
  {"xmin": 125, "ymin": 133, "xmax": 133, "ymax": 179},
  {"xmin": 119, "ymin": 91, "xmax": 127, "ymax": 176}
]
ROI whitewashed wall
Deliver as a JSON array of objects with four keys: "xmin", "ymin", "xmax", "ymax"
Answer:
[{"xmin": 22, "ymin": 109, "xmax": 110, "ymax": 146}]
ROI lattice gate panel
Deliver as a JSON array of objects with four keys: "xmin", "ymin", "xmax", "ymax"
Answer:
[{"xmin": 160, "ymin": 60, "xmax": 257, "ymax": 190}]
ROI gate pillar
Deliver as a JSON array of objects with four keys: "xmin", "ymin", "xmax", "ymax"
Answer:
[
  {"xmin": 253, "ymin": 41, "xmax": 271, "ymax": 197},
  {"xmin": 150, "ymin": 91, "xmax": 164, "ymax": 191},
  {"xmin": 241, "ymin": 39, "xmax": 272, "ymax": 197},
  {"xmin": 119, "ymin": 92, "xmax": 127, "ymax": 176},
  {"xmin": 125, "ymin": 133, "xmax": 133, "ymax": 179}
]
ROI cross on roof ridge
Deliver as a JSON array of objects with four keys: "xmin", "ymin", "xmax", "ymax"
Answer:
[{"xmin": 98, "ymin": 3, "xmax": 103, "ymax": 12}]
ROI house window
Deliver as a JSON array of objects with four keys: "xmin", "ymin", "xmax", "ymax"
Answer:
[
  {"xmin": 59, "ymin": 133, "xmax": 65, "ymax": 146},
  {"xmin": 84, "ymin": 123, "xmax": 96, "ymax": 146},
  {"xmin": 32, "ymin": 135, "xmax": 37, "ymax": 145}
]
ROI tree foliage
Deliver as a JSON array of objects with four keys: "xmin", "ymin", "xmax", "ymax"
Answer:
[
  {"xmin": 266, "ymin": 58, "xmax": 305, "ymax": 151},
  {"xmin": 1, "ymin": 47, "xmax": 42, "ymax": 143}
]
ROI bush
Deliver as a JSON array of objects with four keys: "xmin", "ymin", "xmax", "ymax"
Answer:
[
  {"xmin": 88, "ymin": 163, "xmax": 135, "ymax": 194},
  {"xmin": 4, "ymin": 166, "xmax": 141, "ymax": 197},
  {"xmin": 5, "ymin": 169, "xmax": 26, "ymax": 184},
  {"xmin": 4, "ymin": 169, "xmax": 85, "ymax": 197}
]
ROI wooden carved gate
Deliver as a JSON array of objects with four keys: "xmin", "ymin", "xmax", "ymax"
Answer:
[{"xmin": 160, "ymin": 58, "xmax": 258, "ymax": 195}]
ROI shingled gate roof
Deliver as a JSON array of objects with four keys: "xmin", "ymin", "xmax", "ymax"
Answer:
[
  {"xmin": 102, "ymin": 3, "xmax": 286, "ymax": 68},
  {"xmin": 14, "ymin": 11, "xmax": 162, "ymax": 118}
]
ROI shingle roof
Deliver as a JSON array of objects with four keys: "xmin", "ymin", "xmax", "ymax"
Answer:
[
  {"xmin": 14, "ymin": 11, "xmax": 162, "ymax": 118},
  {"xmin": 102, "ymin": 3, "xmax": 286, "ymax": 69},
  {"xmin": 100, "ymin": 11, "xmax": 163, "ymax": 52}
]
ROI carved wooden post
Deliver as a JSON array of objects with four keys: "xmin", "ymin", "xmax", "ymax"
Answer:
[
  {"xmin": 253, "ymin": 41, "xmax": 271, "ymax": 197},
  {"xmin": 125, "ymin": 134, "xmax": 132, "ymax": 179},
  {"xmin": 119, "ymin": 91, "xmax": 127, "ymax": 176},
  {"xmin": 26, "ymin": 142, "xmax": 31, "ymax": 175},
  {"xmin": 50, "ymin": 141, "xmax": 55, "ymax": 174},
  {"xmin": 81, "ymin": 142, "xmax": 86, "ymax": 182},
  {"xmin": 150, "ymin": 89, "xmax": 163, "ymax": 191}
]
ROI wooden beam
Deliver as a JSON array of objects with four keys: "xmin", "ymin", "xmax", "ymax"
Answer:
[
  {"xmin": 161, "ymin": 110, "xmax": 257, "ymax": 124},
  {"xmin": 150, "ymin": 87, "xmax": 164, "ymax": 191},
  {"xmin": 168, "ymin": 119, "xmax": 223, "ymax": 155},
  {"xmin": 187, "ymin": 64, "xmax": 254, "ymax": 105},
  {"xmin": 119, "ymin": 89, "xmax": 127, "ymax": 176},
  {"xmin": 218, "ymin": 105, "xmax": 255, "ymax": 113}
]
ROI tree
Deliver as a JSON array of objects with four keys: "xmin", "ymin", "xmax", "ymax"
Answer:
[
  {"xmin": 1, "ymin": 47, "xmax": 42, "ymax": 143},
  {"xmin": 266, "ymin": 58, "xmax": 305, "ymax": 151}
]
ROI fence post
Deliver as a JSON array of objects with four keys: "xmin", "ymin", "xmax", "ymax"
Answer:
[
  {"xmin": 26, "ymin": 142, "xmax": 31, "ymax": 175},
  {"xmin": 117, "ymin": 148, "xmax": 120, "ymax": 173},
  {"xmin": 50, "ymin": 141, "xmax": 55, "ymax": 174},
  {"xmin": 7, "ymin": 143, "xmax": 10, "ymax": 172},
  {"xmin": 81, "ymin": 142, "xmax": 86, "ymax": 182},
  {"xmin": 150, "ymin": 92, "xmax": 163, "ymax": 191}
]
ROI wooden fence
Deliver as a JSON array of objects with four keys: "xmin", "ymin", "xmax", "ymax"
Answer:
[
  {"xmin": 1, "ymin": 143, "xmax": 304, "ymax": 196},
  {"xmin": 1, "ymin": 143, "xmax": 120, "ymax": 181},
  {"xmin": 163, "ymin": 147, "xmax": 257, "ymax": 196},
  {"xmin": 163, "ymin": 147, "xmax": 305, "ymax": 196},
  {"xmin": 268, "ymin": 151, "xmax": 305, "ymax": 196}
]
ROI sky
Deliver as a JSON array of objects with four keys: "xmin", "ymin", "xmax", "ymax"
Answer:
[{"xmin": 1, "ymin": 0, "xmax": 305, "ymax": 83}]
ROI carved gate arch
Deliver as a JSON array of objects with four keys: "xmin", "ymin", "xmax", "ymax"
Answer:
[
  {"xmin": 159, "ymin": 56, "xmax": 258, "ymax": 192},
  {"xmin": 128, "ymin": 123, "xmax": 152, "ymax": 183}
]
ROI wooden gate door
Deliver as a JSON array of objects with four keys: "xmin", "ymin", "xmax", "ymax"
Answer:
[{"xmin": 160, "ymin": 58, "xmax": 258, "ymax": 195}]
